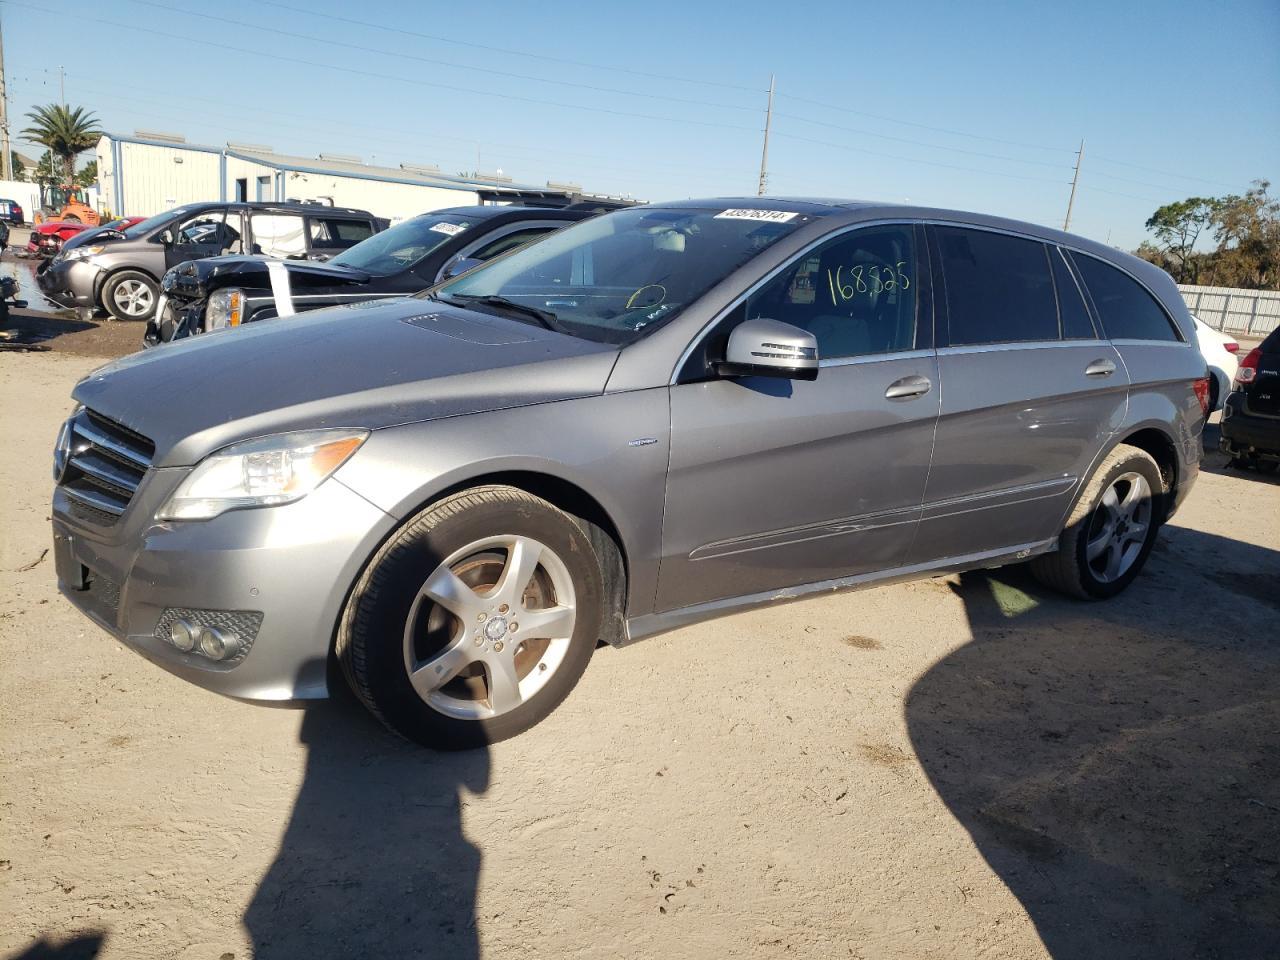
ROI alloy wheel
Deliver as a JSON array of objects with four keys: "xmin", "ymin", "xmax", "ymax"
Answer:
[
  {"xmin": 1084, "ymin": 471, "xmax": 1153, "ymax": 583},
  {"xmin": 403, "ymin": 535, "xmax": 577, "ymax": 720},
  {"xmin": 113, "ymin": 280, "xmax": 154, "ymax": 318}
]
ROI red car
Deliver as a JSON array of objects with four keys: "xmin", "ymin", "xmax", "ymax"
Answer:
[
  {"xmin": 27, "ymin": 216, "xmax": 145, "ymax": 258},
  {"xmin": 27, "ymin": 221, "xmax": 90, "ymax": 257}
]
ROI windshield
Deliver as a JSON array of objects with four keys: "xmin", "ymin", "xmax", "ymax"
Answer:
[
  {"xmin": 330, "ymin": 213, "xmax": 479, "ymax": 276},
  {"xmin": 431, "ymin": 206, "xmax": 810, "ymax": 345},
  {"xmin": 123, "ymin": 207, "xmax": 193, "ymax": 239}
]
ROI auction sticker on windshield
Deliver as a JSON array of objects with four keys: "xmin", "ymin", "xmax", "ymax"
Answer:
[
  {"xmin": 429, "ymin": 222, "xmax": 468, "ymax": 236},
  {"xmin": 714, "ymin": 209, "xmax": 798, "ymax": 223}
]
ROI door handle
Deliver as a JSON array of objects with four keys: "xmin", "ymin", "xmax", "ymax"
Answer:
[
  {"xmin": 885, "ymin": 374, "xmax": 932, "ymax": 400},
  {"xmin": 1085, "ymin": 358, "xmax": 1117, "ymax": 377}
]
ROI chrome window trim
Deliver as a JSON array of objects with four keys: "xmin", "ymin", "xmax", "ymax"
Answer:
[
  {"xmin": 670, "ymin": 218, "xmax": 924, "ymax": 385},
  {"xmin": 936, "ymin": 339, "xmax": 1107, "ymax": 358},
  {"xmin": 820, "ymin": 347, "xmax": 934, "ymax": 368}
]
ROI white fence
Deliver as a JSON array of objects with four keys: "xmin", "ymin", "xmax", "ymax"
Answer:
[{"xmin": 1178, "ymin": 284, "xmax": 1280, "ymax": 336}]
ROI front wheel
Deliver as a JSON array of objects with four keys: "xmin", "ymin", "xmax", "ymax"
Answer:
[
  {"xmin": 103, "ymin": 270, "xmax": 159, "ymax": 321},
  {"xmin": 338, "ymin": 486, "xmax": 606, "ymax": 749},
  {"xmin": 1031, "ymin": 444, "xmax": 1164, "ymax": 599}
]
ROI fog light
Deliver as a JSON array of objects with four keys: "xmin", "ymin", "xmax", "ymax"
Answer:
[
  {"xmin": 198, "ymin": 626, "xmax": 240, "ymax": 661},
  {"xmin": 168, "ymin": 619, "xmax": 197, "ymax": 652}
]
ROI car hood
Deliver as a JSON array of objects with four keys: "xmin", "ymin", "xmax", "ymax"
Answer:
[
  {"xmin": 163, "ymin": 255, "xmax": 371, "ymax": 299},
  {"xmin": 73, "ymin": 297, "xmax": 619, "ymax": 467}
]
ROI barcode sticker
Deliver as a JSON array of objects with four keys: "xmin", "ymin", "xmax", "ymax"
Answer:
[
  {"xmin": 715, "ymin": 209, "xmax": 798, "ymax": 223},
  {"xmin": 429, "ymin": 222, "xmax": 467, "ymax": 236}
]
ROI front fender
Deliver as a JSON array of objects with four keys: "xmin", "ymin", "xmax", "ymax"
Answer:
[{"xmin": 333, "ymin": 389, "xmax": 672, "ymax": 618}]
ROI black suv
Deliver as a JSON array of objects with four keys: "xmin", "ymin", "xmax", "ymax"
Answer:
[
  {"xmin": 37, "ymin": 201, "xmax": 385, "ymax": 322},
  {"xmin": 147, "ymin": 205, "xmax": 595, "ymax": 346},
  {"xmin": 1221, "ymin": 326, "xmax": 1280, "ymax": 472}
]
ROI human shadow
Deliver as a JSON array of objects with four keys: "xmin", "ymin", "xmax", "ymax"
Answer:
[
  {"xmin": 244, "ymin": 684, "xmax": 489, "ymax": 959},
  {"xmin": 906, "ymin": 527, "xmax": 1280, "ymax": 958},
  {"xmin": 3, "ymin": 934, "xmax": 105, "ymax": 960}
]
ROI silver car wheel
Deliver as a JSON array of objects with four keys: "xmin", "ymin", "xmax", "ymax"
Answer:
[
  {"xmin": 112, "ymin": 279, "xmax": 154, "ymax": 318},
  {"xmin": 402, "ymin": 535, "xmax": 577, "ymax": 721},
  {"xmin": 1084, "ymin": 471, "xmax": 1153, "ymax": 583}
]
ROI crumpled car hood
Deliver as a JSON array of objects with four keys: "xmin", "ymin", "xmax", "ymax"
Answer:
[
  {"xmin": 162, "ymin": 255, "xmax": 371, "ymax": 299},
  {"xmin": 74, "ymin": 297, "xmax": 619, "ymax": 467}
]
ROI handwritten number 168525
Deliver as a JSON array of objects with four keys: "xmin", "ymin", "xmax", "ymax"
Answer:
[{"xmin": 826, "ymin": 261, "xmax": 910, "ymax": 307}]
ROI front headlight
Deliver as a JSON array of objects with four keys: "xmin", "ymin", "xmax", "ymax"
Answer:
[
  {"xmin": 206, "ymin": 288, "xmax": 245, "ymax": 330},
  {"xmin": 157, "ymin": 429, "xmax": 368, "ymax": 521},
  {"xmin": 63, "ymin": 244, "xmax": 105, "ymax": 262}
]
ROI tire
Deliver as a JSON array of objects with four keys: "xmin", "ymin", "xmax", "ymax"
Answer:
[
  {"xmin": 1031, "ymin": 444, "xmax": 1164, "ymax": 600},
  {"xmin": 102, "ymin": 270, "xmax": 159, "ymax": 321},
  {"xmin": 337, "ymin": 485, "xmax": 605, "ymax": 749},
  {"xmin": 1208, "ymin": 376, "xmax": 1220, "ymax": 414},
  {"xmin": 1257, "ymin": 460, "xmax": 1279, "ymax": 475}
]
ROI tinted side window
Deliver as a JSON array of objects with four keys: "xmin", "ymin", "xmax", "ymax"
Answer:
[
  {"xmin": 936, "ymin": 227, "xmax": 1057, "ymax": 345},
  {"xmin": 470, "ymin": 227, "xmax": 555, "ymax": 261},
  {"xmin": 1072, "ymin": 254, "xmax": 1180, "ymax": 342},
  {"xmin": 746, "ymin": 224, "xmax": 918, "ymax": 360},
  {"xmin": 1052, "ymin": 247, "xmax": 1096, "ymax": 339},
  {"xmin": 308, "ymin": 217, "xmax": 374, "ymax": 251}
]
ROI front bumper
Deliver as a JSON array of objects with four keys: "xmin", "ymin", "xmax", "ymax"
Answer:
[
  {"xmin": 36, "ymin": 258, "xmax": 101, "ymax": 308},
  {"xmin": 52, "ymin": 471, "xmax": 396, "ymax": 701}
]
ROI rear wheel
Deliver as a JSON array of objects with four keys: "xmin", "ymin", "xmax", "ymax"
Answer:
[
  {"xmin": 1031, "ymin": 444, "xmax": 1164, "ymax": 599},
  {"xmin": 103, "ymin": 270, "xmax": 159, "ymax": 321},
  {"xmin": 338, "ymin": 485, "xmax": 605, "ymax": 749}
]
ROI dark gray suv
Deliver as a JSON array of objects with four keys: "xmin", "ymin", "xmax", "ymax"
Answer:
[
  {"xmin": 51, "ymin": 199, "xmax": 1209, "ymax": 748},
  {"xmin": 36, "ymin": 201, "xmax": 382, "ymax": 321}
]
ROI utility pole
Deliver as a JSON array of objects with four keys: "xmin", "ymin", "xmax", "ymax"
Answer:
[
  {"xmin": 757, "ymin": 74, "xmax": 774, "ymax": 197},
  {"xmin": 1063, "ymin": 138, "xmax": 1085, "ymax": 232},
  {"xmin": 59, "ymin": 65, "xmax": 65, "ymax": 105},
  {"xmin": 0, "ymin": 10, "xmax": 11, "ymax": 182}
]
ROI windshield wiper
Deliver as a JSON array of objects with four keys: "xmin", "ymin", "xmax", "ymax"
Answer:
[{"xmin": 437, "ymin": 293, "xmax": 563, "ymax": 332}]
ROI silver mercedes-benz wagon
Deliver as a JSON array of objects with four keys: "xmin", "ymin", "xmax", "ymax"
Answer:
[{"xmin": 52, "ymin": 198, "xmax": 1209, "ymax": 747}]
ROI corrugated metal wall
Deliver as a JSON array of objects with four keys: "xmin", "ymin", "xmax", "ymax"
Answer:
[
  {"xmin": 1179, "ymin": 284, "xmax": 1280, "ymax": 336},
  {"xmin": 97, "ymin": 136, "xmax": 481, "ymax": 221}
]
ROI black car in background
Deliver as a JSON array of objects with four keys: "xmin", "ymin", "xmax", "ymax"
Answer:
[
  {"xmin": 1221, "ymin": 326, "xmax": 1280, "ymax": 472},
  {"xmin": 147, "ymin": 205, "xmax": 597, "ymax": 345}
]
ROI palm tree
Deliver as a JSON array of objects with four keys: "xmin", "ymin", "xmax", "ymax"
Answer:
[{"xmin": 20, "ymin": 103, "xmax": 101, "ymax": 184}]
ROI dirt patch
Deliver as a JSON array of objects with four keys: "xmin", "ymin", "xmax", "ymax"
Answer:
[
  {"xmin": 841, "ymin": 635, "xmax": 882, "ymax": 650},
  {"xmin": 1, "ymin": 309, "xmax": 142, "ymax": 359}
]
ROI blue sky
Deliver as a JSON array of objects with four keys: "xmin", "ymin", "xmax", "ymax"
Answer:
[{"xmin": 3, "ymin": 0, "xmax": 1277, "ymax": 249}]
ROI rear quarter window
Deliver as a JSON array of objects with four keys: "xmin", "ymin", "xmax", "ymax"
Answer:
[{"xmin": 1072, "ymin": 254, "xmax": 1181, "ymax": 342}]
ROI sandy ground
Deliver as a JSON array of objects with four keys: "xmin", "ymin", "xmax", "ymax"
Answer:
[{"xmin": 1, "ymin": 349, "xmax": 1277, "ymax": 960}]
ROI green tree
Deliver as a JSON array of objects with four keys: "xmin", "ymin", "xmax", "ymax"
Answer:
[
  {"xmin": 1207, "ymin": 180, "xmax": 1280, "ymax": 290},
  {"xmin": 1144, "ymin": 197, "xmax": 1217, "ymax": 283},
  {"xmin": 20, "ymin": 103, "xmax": 101, "ymax": 184},
  {"xmin": 8, "ymin": 152, "xmax": 25, "ymax": 181},
  {"xmin": 75, "ymin": 159, "xmax": 97, "ymax": 188}
]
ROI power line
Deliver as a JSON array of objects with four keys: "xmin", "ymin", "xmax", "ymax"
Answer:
[
  {"xmin": 124, "ymin": 0, "xmax": 763, "ymax": 116},
  {"xmin": 7, "ymin": 2, "xmax": 763, "ymax": 135},
  {"xmin": 10, "ymin": 74, "xmax": 757, "ymax": 188},
  {"xmin": 255, "ymin": 0, "xmax": 764, "ymax": 94},
  {"xmin": 775, "ymin": 92, "xmax": 1071, "ymax": 153},
  {"xmin": 771, "ymin": 129, "xmax": 1072, "ymax": 185},
  {"xmin": 1090, "ymin": 152, "xmax": 1239, "ymax": 190},
  {"xmin": 773, "ymin": 110, "xmax": 1074, "ymax": 169}
]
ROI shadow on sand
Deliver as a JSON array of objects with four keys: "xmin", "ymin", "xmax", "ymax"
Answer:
[
  {"xmin": 907, "ymin": 525, "xmax": 1280, "ymax": 958},
  {"xmin": 243, "ymin": 687, "xmax": 489, "ymax": 960}
]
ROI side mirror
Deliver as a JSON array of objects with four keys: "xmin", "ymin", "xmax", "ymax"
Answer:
[
  {"xmin": 440, "ymin": 256, "xmax": 483, "ymax": 281},
  {"xmin": 158, "ymin": 228, "xmax": 174, "ymax": 245},
  {"xmin": 715, "ymin": 317, "xmax": 819, "ymax": 381}
]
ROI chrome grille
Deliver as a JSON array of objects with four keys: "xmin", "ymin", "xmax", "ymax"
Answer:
[{"xmin": 59, "ymin": 408, "xmax": 155, "ymax": 523}]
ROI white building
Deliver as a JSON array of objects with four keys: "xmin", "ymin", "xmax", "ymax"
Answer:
[{"xmin": 95, "ymin": 131, "xmax": 621, "ymax": 221}]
